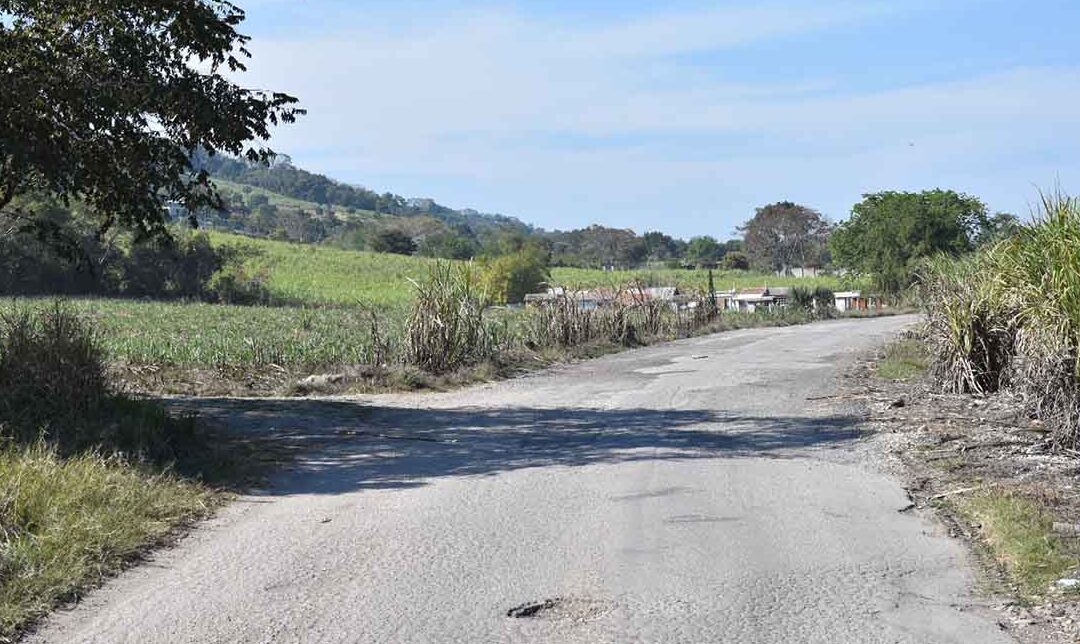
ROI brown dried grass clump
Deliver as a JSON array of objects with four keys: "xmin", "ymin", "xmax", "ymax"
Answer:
[
  {"xmin": 405, "ymin": 262, "xmax": 503, "ymax": 374},
  {"xmin": 920, "ymin": 191, "xmax": 1080, "ymax": 447}
]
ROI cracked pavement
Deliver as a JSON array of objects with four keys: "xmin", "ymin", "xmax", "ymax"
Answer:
[{"xmin": 31, "ymin": 315, "xmax": 1014, "ymax": 643}]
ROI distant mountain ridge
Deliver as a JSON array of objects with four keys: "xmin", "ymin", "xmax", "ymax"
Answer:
[
  {"xmin": 192, "ymin": 150, "xmax": 533, "ymax": 238},
  {"xmin": 190, "ymin": 151, "xmax": 732, "ymax": 270}
]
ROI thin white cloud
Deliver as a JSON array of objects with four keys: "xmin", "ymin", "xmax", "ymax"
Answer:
[
  {"xmin": 234, "ymin": 2, "xmax": 1080, "ymax": 236},
  {"xmin": 562, "ymin": 2, "xmax": 894, "ymax": 58}
]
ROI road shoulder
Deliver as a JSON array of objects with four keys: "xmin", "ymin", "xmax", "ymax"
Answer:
[{"xmin": 843, "ymin": 341, "xmax": 1080, "ymax": 643}]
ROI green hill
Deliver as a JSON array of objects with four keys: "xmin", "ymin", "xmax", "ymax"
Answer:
[{"xmin": 210, "ymin": 231, "xmax": 444, "ymax": 308}]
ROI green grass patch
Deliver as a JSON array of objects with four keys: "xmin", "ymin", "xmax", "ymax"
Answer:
[
  {"xmin": 876, "ymin": 338, "xmax": 929, "ymax": 381},
  {"xmin": 549, "ymin": 265, "xmax": 863, "ymax": 292},
  {"xmin": 0, "ymin": 444, "xmax": 217, "ymax": 640},
  {"xmin": 2, "ymin": 298, "xmax": 393, "ymax": 370},
  {"xmin": 209, "ymin": 231, "xmax": 443, "ymax": 308},
  {"xmin": 958, "ymin": 490, "xmax": 1080, "ymax": 599}
]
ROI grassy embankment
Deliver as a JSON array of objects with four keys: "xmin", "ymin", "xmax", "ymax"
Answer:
[
  {"xmin": 959, "ymin": 491, "xmax": 1079, "ymax": 599},
  {"xmin": 0, "ymin": 447, "xmax": 215, "ymax": 639},
  {"xmin": 0, "ymin": 307, "xmax": 264, "ymax": 641},
  {"xmin": 887, "ymin": 193, "xmax": 1080, "ymax": 601}
]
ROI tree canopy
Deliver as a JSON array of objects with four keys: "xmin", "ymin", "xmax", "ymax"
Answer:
[
  {"xmin": 0, "ymin": 0, "xmax": 302, "ymax": 238},
  {"xmin": 480, "ymin": 243, "xmax": 550, "ymax": 304},
  {"xmin": 544, "ymin": 225, "xmax": 646, "ymax": 268},
  {"xmin": 740, "ymin": 202, "xmax": 830, "ymax": 274},
  {"xmin": 642, "ymin": 231, "xmax": 682, "ymax": 261},
  {"xmin": 369, "ymin": 229, "xmax": 417, "ymax": 256},
  {"xmin": 829, "ymin": 189, "xmax": 989, "ymax": 293},
  {"xmin": 684, "ymin": 236, "xmax": 723, "ymax": 267},
  {"xmin": 976, "ymin": 211, "xmax": 1022, "ymax": 246}
]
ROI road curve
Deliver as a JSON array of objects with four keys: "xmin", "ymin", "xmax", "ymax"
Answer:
[{"xmin": 32, "ymin": 315, "xmax": 1014, "ymax": 643}]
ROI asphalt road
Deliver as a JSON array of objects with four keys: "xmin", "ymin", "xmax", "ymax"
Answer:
[{"xmin": 32, "ymin": 315, "xmax": 1014, "ymax": 643}]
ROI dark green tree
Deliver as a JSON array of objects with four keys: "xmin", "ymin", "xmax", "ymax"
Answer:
[
  {"xmin": 830, "ymin": 189, "xmax": 989, "ymax": 293},
  {"xmin": 976, "ymin": 212, "xmax": 1022, "ymax": 246},
  {"xmin": 720, "ymin": 251, "xmax": 750, "ymax": 270},
  {"xmin": 417, "ymin": 231, "xmax": 479, "ymax": 260},
  {"xmin": 0, "ymin": 0, "xmax": 302, "ymax": 239},
  {"xmin": 642, "ymin": 231, "xmax": 680, "ymax": 261},
  {"xmin": 370, "ymin": 229, "xmax": 417, "ymax": 255},
  {"xmin": 684, "ymin": 236, "xmax": 722, "ymax": 267}
]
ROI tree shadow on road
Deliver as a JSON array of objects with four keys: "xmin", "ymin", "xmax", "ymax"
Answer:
[{"xmin": 170, "ymin": 398, "xmax": 864, "ymax": 496}]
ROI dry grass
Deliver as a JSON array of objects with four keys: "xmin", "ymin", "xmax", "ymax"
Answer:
[
  {"xmin": 920, "ymin": 191, "xmax": 1080, "ymax": 447},
  {"xmin": 404, "ymin": 262, "xmax": 503, "ymax": 374},
  {"xmin": 0, "ymin": 444, "xmax": 217, "ymax": 641},
  {"xmin": 0, "ymin": 305, "xmax": 262, "ymax": 640}
]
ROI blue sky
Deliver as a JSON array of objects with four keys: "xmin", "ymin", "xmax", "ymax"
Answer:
[{"xmin": 236, "ymin": 0, "xmax": 1080, "ymax": 238}]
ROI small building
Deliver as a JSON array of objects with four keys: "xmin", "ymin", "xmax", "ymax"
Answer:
[
  {"xmin": 523, "ymin": 287, "xmax": 616, "ymax": 311},
  {"xmin": 523, "ymin": 286, "xmax": 565, "ymax": 307},
  {"xmin": 730, "ymin": 287, "xmax": 774, "ymax": 312},
  {"xmin": 712, "ymin": 289, "xmax": 737, "ymax": 310},
  {"xmin": 834, "ymin": 291, "xmax": 863, "ymax": 312},
  {"xmin": 727, "ymin": 286, "xmax": 790, "ymax": 312}
]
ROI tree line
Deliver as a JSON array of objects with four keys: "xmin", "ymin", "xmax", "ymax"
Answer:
[{"xmin": 201, "ymin": 165, "xmax": 1020, "ymax": 296}]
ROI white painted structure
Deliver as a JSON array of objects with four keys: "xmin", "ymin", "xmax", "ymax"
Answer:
[{"xmin": 834, "ymin": 291, "xmax": 862, "ymax": 312}]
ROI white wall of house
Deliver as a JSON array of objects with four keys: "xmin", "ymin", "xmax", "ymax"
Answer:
[{"xmin": 834, "ymin": 291, "xmax": 861, "ymax": 312}]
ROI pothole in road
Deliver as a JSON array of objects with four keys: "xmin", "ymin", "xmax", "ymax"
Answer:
[
  {"xmin": 507, "ymin": 598, "xmax": 562, "ymax": 618},
  {"xmin": 505, "ymin": 597, "xmax": 613, "ymax": 622}
]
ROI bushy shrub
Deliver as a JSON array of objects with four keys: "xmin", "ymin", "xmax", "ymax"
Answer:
[
  {"xmin": 207, "ymin": 264, "xmax": 273, "ymax": 305},
  {"xmin": 918, "ymin": 253, "xmax": 1014, "ymax": 395},
  {"xmin": 480, "ymin": 246, "xmax": 549, "ymax": 304},
  {"xmin": 0, "ymin": 304, "xmax": 227, "ymax": 463},
  {"xmin": 526, "ymin": 295, "xmax": 595, "ymax": 348},
  {"xmin": 720, "ymin": 251, "xmax": 750, "ymax": 270},
  {"xmin": 0, "ymin": 304, "xmax": 109, "ymax": 445},
  {"xmin": 791, "ymin": 286, "xmax": 815, "ymax": 312},
  {"xmin": 206, "ymin": 243, "xmax": 274, "ymax": 305},
  {"xmin": 121, "ymin": 229, "xmax": 222, "ymax": 298},
  {"xmin": 369, "ymin": 229, "xmax": 417, "ymax": 255},
  {"xmin": 813, "ymin": 287, "xmax": 835, "ymax": 315},
  {"xmin": 791, "ymin": 286, "xmax": 835, "ymax": 318}
]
